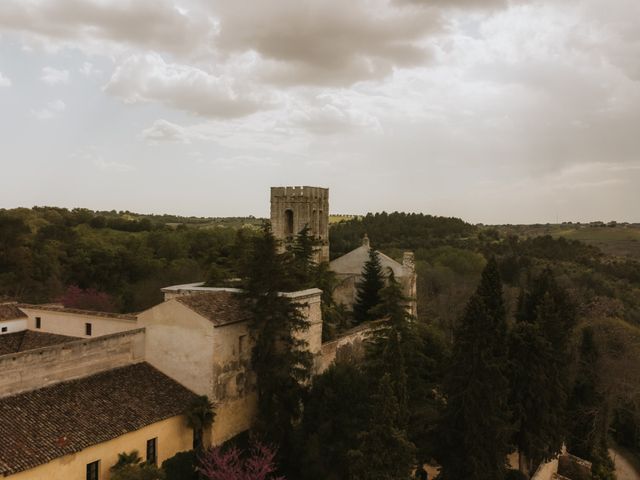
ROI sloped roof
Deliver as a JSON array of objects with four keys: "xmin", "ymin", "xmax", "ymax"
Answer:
[
  {"xmin": 0, "ymin": 362, "xmax": 197, "ymax": 477},
  {"xmin": 0, "ymin": 304, "xmax": 27, "ymax": 321},
  {"xmin": 176, "ymin": 291, "xmax": 251, "ymax": 327},
  {"xmin": 330, "ymin": 245, "xmax": 410, "ymax": 277},
  {"xmin": 0, "ymin": 330, "xmax": 77, "ymax": 356}
]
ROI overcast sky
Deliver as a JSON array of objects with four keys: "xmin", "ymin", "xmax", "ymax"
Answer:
[{"xmin": 0, "ymin": 0, "xmax": 639, "ymax": 224}]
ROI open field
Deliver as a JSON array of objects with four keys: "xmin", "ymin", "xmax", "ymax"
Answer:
[{"xmin": 493, "ymin": 224, "xmax": 640, "ymax": 259}]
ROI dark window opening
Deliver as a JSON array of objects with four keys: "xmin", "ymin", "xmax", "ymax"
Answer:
[
  {"xmin": 285, "ymin": 209, "xmax": 294, "ymax": 236},
  {"xmin": 1, "ymin": 327, "xmax": 7, "ymax": 333},
  {"xmin": 86, "ymin": 460, "xmax": 99, "ymax": 480},
  {"xmin": 85, "ymin": 323, "xmax": 92, "ymax": 336},
  {"xmin": 146, "ymin": 438, "xmax": 157, "ymax": 465},
  {"xmin": 35, "ymin": 317, "xmax": 41, "ymax": 329}
]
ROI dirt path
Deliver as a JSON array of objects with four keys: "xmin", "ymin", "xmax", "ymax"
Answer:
[{"xmin": 609, "ymin": 447, "xmax": 640, "ymax": 480}]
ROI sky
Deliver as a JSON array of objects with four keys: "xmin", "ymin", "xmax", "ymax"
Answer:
[{"xmin": 0, "ymin": 0, "xmax": 639, "ymax": 224}]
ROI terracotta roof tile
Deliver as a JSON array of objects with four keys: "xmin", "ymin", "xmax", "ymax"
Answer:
[
  {"xmin": 176, "ymin": 291, "xmax": 251, "ymax": 327},
  {"xmin": 0, "ymin": 362, "xmax": 198, "ymax": 476},
  {"xmin": 0, "ymin": 330, "xmax": 77, "ymax": 356},
  {"xmin": 0, "ymin": 304, "xmax": 27, "ymax": 321}
]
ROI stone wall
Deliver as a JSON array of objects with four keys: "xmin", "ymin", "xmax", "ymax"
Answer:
[
  {"xmin": 0, "ymin": 329, "xmax": 145, "ymax": 398},
  {"xmin": 319, "ymin": 321, "xmax": 380, "ymax": 373}
]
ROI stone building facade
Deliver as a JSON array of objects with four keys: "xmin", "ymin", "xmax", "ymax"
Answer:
[{"xmin": 270, "ymin": 186, "xmax": 329, "ymax": 262}]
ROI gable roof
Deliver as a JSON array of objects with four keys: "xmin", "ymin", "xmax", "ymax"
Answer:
[
  {"xmin": 176, "ymin": 291, "xmax": 251, "ymax": 327},
  {"xmin": 0, "ymin": 362, "xmax": 197, "ymax": 477},
  {"xmin": 0, "ymin": 304, "xmax": 27, "ymax": 321},
  {"xmin": 18, "ymin": 304, "xmax": 137, "ymax": 321},
  {"xmin": 329, "ymin": 245, "xmax": 410, "ymax": 277},
  {"xmin": 0, "ymin": 330, "xmax": 77, "ymax": 356}
]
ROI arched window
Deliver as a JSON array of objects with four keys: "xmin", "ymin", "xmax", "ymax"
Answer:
[{"xmin": 285, "ymin": 209, "xmax": 294, "ymax": 236}]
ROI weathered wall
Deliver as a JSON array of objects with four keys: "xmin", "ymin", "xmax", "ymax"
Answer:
[
  {"xmin": 0, "ymin": 318, "xmax": 27, "ymax": 334},
  {"xmin": 21, "ymin": 307, "xmax": 138, "ymax": 338},
  {"xmin": 0, "ymin": 329, "xmax": 145, "ymax": 398},
  {"xmin": 137, "ymin": 300, "xmax": 215, "ymax": 398},
  {"xmin": 270, "ymin": 186, "xmax": 329, "ymax": 262},
  {"xmin": 319, "ymin": 322, "xmax": 376, "ymax": 373},
  {"xmin": 6, "ymin": 415, "xmax": 192, "ymax": 480}
]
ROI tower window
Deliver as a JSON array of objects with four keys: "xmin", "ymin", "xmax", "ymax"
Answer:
[
  {"xmin": 285, "ymin": 209, "xmax": 294, "ymax": 236},
  {"xmin": 85, "ymin": 323, "xmax": 92, "ymax": 336},
  {"xmin": 35, "ymin": 317, "xmax": 41, "ymax": 329}
]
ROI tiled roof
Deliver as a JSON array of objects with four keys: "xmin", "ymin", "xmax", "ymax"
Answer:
[
  {"xmin": 0, "ymin": 330, "xmax": 77, "ymax": 356},
  {"xmin": 176, "ymin": 291, "xmax": 251, "ymax": 327},
  {"xmin": 329, "ymin": 245, "xmax": 410, "ymax": 277},
  {"xmin": 0, "ymin": 362, "xmax": 197, "ymax": 476},
  {"xmin": 18, "ymin": 304, "xmax": 137, "ymax": 321},
  {"xmin": 0, "ymin": 304, "xmax": 27, "ymax": 321}
]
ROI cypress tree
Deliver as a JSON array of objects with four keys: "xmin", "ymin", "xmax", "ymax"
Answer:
[
  {"xmin": 353, "ymin": 247, "xmax": 385, "ymax": 324},
  {"xmin": 511, "ymin": 269, "xmax": 576, "ymax": 464},
  {"xmin": 242, "ymin": 225, "xmax": 313, "ymax": 460},
  {"xmin": 348, "ymin": 374, "xmax": 416, "ymax": 480},
  {"xmin": 437, "ymin": 258, "xmax": 511, "ymax": 480}
]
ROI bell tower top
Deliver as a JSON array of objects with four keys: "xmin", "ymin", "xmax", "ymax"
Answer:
[{"xmin": 270, "ymin": 186, "xmax": 329, "ymax": 262}]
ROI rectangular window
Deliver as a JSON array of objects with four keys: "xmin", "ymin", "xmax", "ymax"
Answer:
[
  {"xmin": 85, "ymin": 323, "xmax": 92, "ymax": 336},
  {"xmin": 86, "ymin": 460, "xmax": 99, "ymax": 480},
  {"xmin": 35, "ymin": 317, "xmax": 41, "ymax": 329},
  {"xmin": 146, "ymin": 438, "xmax": 157, "ymax": 465},
  {"xmin": 1, "ymin": 327, "xmax": 7, "ymax": 333}
]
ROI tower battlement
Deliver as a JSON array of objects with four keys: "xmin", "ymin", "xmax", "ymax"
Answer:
[{"xmin": 270, "ymin": 186, "xmax": 329, "ymax": 263}]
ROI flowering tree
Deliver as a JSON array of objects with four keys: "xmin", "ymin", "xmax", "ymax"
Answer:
[
  {"xmin": 59, "ymin": 285, "xmax": 117, "ymax": 312},
  {"xmin": 198, "ymin": 442, "xmax": 284, "ymax": 480}
]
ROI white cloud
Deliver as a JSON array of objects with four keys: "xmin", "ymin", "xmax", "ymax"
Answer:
[
  {"xmin": 0, "ymin": 72, "xmax": 11, "ymax": 87},
  {"xmin": 31, "ymin": 99, "xmax": 66, "ymax": 120},
  {"xmin": 94, "ymin": 158, "xmax": 135, "ymax": 173},
  {"xmin": 41, "ymin": 66, "xmax": 69, "ymax": 85},
  {"xmin": 141, "ymin": 119, "xmax": 191, "ymax": 144},
  {"xmin": 79, "ymin": 61, "xmax": 99, "ymax": 77},
  {"xmin": 104, "ymin": 53, "xmax": 269, "ymax": 118}
]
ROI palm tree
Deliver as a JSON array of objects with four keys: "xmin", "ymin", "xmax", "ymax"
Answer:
[{"xmin": 184, "ymin": 395, "xmax": 215, "ymax": 453}]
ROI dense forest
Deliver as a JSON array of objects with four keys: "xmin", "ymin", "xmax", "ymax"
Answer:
[{"xmin": 2, "ymin": 206, "xmax": 640, "ymax": 478}]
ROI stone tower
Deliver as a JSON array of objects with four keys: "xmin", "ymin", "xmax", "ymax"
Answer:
[{"xmin": 270, "ymin": 186, "xmax": 329, "ymax": 263}]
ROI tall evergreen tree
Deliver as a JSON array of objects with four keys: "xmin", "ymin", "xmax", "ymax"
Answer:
[
  {"xmin": 348, "ymin": 374, "xmax": 415, "ymax": 480},
  {"xmin": 353, "ymin": 247, "xmax": 385, "ymax": 324},
  {"xmin": 567, "ymin": 327, "xmax": 614, "ymax": 480},
  {"xmin": 288, "ymin": 225, "xmax": 317, "ymax": 287},
  {"xmin": 437, "ymin": 258, "xmax": 511, "ymax": 480},
  {"xmin": 511, "ymin": 268, "xmax": 577, "ymax": 465},
  {"xmin": 507, "ymin": 322, "xmax": 556, "ymax": 474},
  {"xmin": 242, "ymin": 225, "xmax": 313, "ymax": 462}
]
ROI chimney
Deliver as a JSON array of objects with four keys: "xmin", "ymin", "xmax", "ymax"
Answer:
[
  {"xmin": 362, "ymin": 234, "xmax": 370, "ymax": 248},
  {"xmin": 403, "ymin": 252, "xmax": 415, "ymax": 272}
]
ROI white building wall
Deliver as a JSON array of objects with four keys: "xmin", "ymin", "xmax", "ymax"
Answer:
[{"xmin": 0, "ymin": 319, "xmax": 27, "ymax": 335}]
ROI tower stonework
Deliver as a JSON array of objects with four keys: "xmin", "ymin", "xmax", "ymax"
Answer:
[{"xmin": 270, "ymin": 186, "xmax": 329, "ymax": 263}]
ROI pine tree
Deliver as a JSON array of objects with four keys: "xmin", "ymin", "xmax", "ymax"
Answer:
[
  {"xmin": 348, "ymin": 374, "xmax": 416, "ymax": 480},
  {"xmin": 437, "ymin": 258, "xmax": 511, "ymax": 480},
  {"xmin": 242, "ymin": 225, "xmax": 313, "ymax": 460},
  {"xmin": 353, "ymin": 247, "xmax": 385, "ymax": 324},
  {"xmin": 288, "ymin": 225, "xmax": 317, "ymax": 287}
]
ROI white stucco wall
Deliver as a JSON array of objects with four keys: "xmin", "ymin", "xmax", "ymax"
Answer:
[
  {"xmin": 0, "ymin": 319, "xmax": 27, "ymax": 334},
  {"xmin": 20, "ymin": 307, "xmax": 138, "ymax": 338},
  {"xmin": 137, "ymin": 300, "xmax": 215, "ymax": 398}
]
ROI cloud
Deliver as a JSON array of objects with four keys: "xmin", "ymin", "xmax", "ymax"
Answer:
[
  {"xmin": 104, "ymin": 53, "xmax": 268, "ymax": 118},
  {"xmin": 41, "ymin": 66, "xmax": 69, "ymax": 85},
  {"xmin": 290, "ymin": 94, "xmax": 382, "ymax": 135},
  {"xmin": 0, "ymin": 0, "xmax": 213, "ymax": 57},
  {"xmin": 79, "ymin": 61, "xmax": 100, "ymax": 77},
  {"xmin": 94, "ymin": 158, "xmax": 135, "ymax": 173},
  {"xmin": 31, "ymin": 99, "xmax": 66, "ymax": 119},
  {"xmin": 141, "ymin": 119, "xmax": 191, "ymax": 144},
  {"xmin": 213, "ymin": 0, "xmax": 440, "ymax": 86},
  {"xmin": 0, "ymin": 72, "xmax": 11, "ymax": 87}
]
